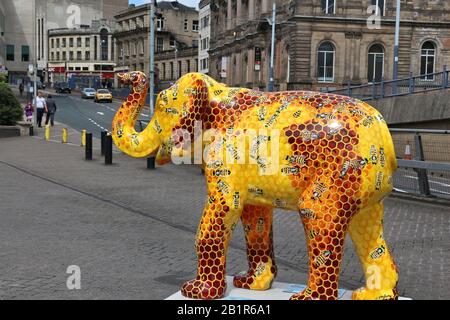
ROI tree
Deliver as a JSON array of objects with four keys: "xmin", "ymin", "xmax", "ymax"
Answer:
[{"xmin": 0, "ymin": 82, "xmax": 23, "ymax": 125}]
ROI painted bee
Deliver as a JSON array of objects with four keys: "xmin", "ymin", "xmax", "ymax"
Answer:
[
  {"xmin": 273, "ymin": 198, "xmax": 287, "ymax": 208},
  {"xmin": 131, "ymin": 133, "xmax": 140, "ymax": 146},
  {"xmin": 226, "ymin": 144, "xmax": 240, "ymax": 160},
  {"xmin": 207, "ymin": 160, "xmax": 224, "ymax": 169},
  {"xmin": 217, "ymin": 180, "xmax": 230, "ymax": 194},
  {"xmin": 375, "ymin": 171, "xmax": 384, "ymax": 190},
  {"xmin": 316, "ymin": 113, "xmax": 335, "ymax": 120},
  {"xmin": 248, "ymin": 186, "xmax": 264, "ymax": 196},
  {"xmin": 361, "ymin": 115, "xmax": 374, "ymax": 128},
  {"xmin": 258, "ymin": 106, "xmax": 267, "ymax": 121},
  {"xmin": 379, "ymin": 147, "xmax": 386, "ymax": 167},
  {"xmin": 181, "ymin": 103, "xmax": 189, "ymax": 117},
  {"xmin": 369, "ymin": 245, "xmax": 386, "ymax": 260},
  {"xmin": 281, "ymin": 167, "xmax": 301, "ymax": 175},
  {"xmin": 309, "ymin": 229, "xmax": 319, "ymax": 239},
  {"xmin": 254, "ymin": 262, "xmax": 266, "ymax": 277},
  {"xmin": 257, "ymin": 218, "xmax": 265, "ymax": 233},
  {"xmin": 299, "ymin": 208, "xmax": 316, "ymax": 220},
  {"xmin": 153, "ymin": 119, "xmax": 162, "ymax": 134},
  {"xmin": 300, "ymin": 131, "xmax": 319, "ymax": 142},
  {"xmin": 311, "ymin": 182, "xmax": 328, "ymax": 200},
  {"xmin": 314, "ymin": 250, "xmax": 331, "ymax": 268},
  {"xmin": 212, "ymin": 169, "xmax": 231, "ymax": 177},
  {"xmin": 286, "ymin": 155, "xmax": 306, "ymax": 166},
  {"xmin": 165, "ymin": 108, "xmax": 179, "ymax": 115},
  {"xmin": 213, "ymin": 89, "xmax": 223, "ymax": 96},
  {"xmin": 293, "ymin": 110, "xmax": 302, "ymax": 118},
  {"xmin": 208, "ymin": 196, "xmax": 215, "ymax": 204},
  {"xmin": 370, "ymin": 145, "xmax": 378, "ymax": 164},
  {"xmin": 233, "ymin": 192, "xmax": 240, "ymax": 209},
  {"xmin": 172, "ymin": 84, "xmax": 179, "ymax": 100}
]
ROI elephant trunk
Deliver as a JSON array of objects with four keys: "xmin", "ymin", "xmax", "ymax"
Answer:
[{"xmin": 111, "ymin": 72, "xmax": 161, "ymax": 158}]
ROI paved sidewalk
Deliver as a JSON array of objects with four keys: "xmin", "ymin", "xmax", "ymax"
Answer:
[{"xmin": 0, "ymin": 135, "xmax": 449, "ymax": 300}]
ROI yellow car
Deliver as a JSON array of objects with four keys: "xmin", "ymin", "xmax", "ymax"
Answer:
[{"xmin": 94, "ymin": 89, "xmax": 113, "ymax": 103}]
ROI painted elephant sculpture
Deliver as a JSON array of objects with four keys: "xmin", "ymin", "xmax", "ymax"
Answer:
[{"xmin": 112, "ymin": 71, "xmax": 399, "ymax": 300}]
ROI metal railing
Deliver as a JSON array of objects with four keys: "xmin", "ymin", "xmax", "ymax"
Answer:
[
  {"xmin": 390, "ymin": 128, "xmax": 450, "ymax": 199},
  {"xmin": 325, "ymin": 66, "xmax": 450, "ymax": 101}
]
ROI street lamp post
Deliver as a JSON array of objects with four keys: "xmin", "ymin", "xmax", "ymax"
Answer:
[
  {"xmin": 267, "ymin": 2, "xmax": 276, "ymax": 92},
  {"xmin": 149, "ymin": 0, "xmax": 156, "ymax": 115}
]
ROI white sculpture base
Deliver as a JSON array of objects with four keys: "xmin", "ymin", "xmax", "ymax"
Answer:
[{"xmin": 166, "ymin": 276, "xmax": 411, "ymax": 300}]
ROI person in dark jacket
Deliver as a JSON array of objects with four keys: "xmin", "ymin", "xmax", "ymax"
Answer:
[{"xmin": 45, "ymin": 94, "xmax": 57, "ymax": 126}]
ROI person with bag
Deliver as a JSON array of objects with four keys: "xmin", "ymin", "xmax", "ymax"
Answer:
[{"xmin": 45, "ymin": 94, "xmax": 57, "ymax": 126}]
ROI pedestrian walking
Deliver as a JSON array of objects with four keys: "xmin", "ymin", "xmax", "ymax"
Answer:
[
  {"xmin": 24, "ymin": 101, "xmax": 33, "ymax": 122},
  {"xmin": 34, "ymin": 91, "xmax": 47, "ymax": 128},
  {"xmin": 19, "ymin": 82, "xmax": 24, "ymax": 97},
  {"xmin": 45, "ymin": 94, "xmax": 57, "ymax": 126}
]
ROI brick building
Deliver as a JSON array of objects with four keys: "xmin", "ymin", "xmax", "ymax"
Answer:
[{"xmin": 208, "ymin": 0, "xmax": 450, "ymax": 91}]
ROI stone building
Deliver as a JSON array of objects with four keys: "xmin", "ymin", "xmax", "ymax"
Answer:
[
  {"xmin": 0, "ymin": 1, "xmax": 6, "ymax": 68},
  {"xmin": 113, "ymin": 1, "xmax": 199, "ymax": 89},
  {"xmin": 47, "ymin": 20, "xmax": 116, "ymax": 88},
  {"xmin": 208, "ymin": 0, "xmax": 450, "ymax": 91}
]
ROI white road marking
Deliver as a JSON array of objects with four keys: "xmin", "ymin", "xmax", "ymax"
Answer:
[{"xmin": 97, "ymin": 112, "xmax": 104, "ymax": 116}]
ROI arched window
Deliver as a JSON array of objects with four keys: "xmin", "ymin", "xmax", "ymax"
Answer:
[
  {"xmin": 368, "ymin": 44, "xmax": 384, "ymax": 83},
  {"xmin": 317, "ymin": 42, "xmax": 335, "ymax": 83},
  {"xmin": 421, "ymin": 41, "xmax": 436, "ymax": 80}
]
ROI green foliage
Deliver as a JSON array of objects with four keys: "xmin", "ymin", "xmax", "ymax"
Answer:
[
  {"xmin": 0, "ymin": 82, "xmax": 23, "ymax": 125},
  {"xmin": 0, "ymin": 74, "xmax": 7, "ymax": 83}
]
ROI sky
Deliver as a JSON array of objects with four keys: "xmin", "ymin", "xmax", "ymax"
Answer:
[{"xmin": 129, "ymin": 0, "xmax": 199, "ymax": 9}]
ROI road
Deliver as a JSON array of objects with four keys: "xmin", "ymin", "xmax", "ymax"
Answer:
[{"xmin": 51, "ymin": 93, "xmax": 150, "ymax": 138}]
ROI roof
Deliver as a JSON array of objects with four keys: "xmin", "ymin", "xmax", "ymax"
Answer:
[{"xmin": 158, "ymin": 1, "xmax": 197, "ymax": 12}]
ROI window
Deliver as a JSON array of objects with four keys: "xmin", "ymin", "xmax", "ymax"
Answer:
[
  {"xmin": 321, "ymin": 0, "xmax": 335, "ymax": 14},
  {"xmin": 21, "ymin": 46, "xmax": 29, "ymax": 62},
  {"xmin": 192, "ymin": 20, "xmax": 199, "ymax": 32},
  {"xmin": 100, "ymin": 29, "xmax": 109, "ymax": 61},
  {"xmin": 51, "ymin": 39, "xmax": 54, "ymax": 49},
  {"xmin": 184, "ymin": 19, "xmax": 188, "ymax": 31},
  {"xmin": 156, "ymin": 37, "xmax": 164, "ymax": 52},
  {"xmin": 83, "ymin": 67, "xmax": 89, "ymax": 71},
  {"xmin": 56, "ymin": 39, "xmax": 60, "ymax": 48},
  {"xmin": 200, "ymin": 58, "xmax": 209, "ymax": 70},
  {"xmin": 368, "ymin": 44, "xmax": 384, "ymax": 83},
  {"xmin": 75, "ymin": 67, "xmax": 81, "ymax": 71},
  {"xmin": 187, "ymin": 60, "xmax": 191, "ymax": 73},
  {"xmin": 371, "ymin": 0, "xmax": 385, "ymax": 16},
  {"xmin": 317, "ymin": 42, "xmax": 335, "ymax": 82},
  {"xmin": 201, "ymin": 37, "xmax": 209, "ymax": 50},
  {"xmin": 56, "ymin": 52, "xmax": 60, "ymax": 60},
  {"xmin": 77, "ymin": 37, "xmax": 82, "ymax": 47},
  {"xmin": 421, "ymin": 41, "xmax": 436, "ymax": 80},
  {"xmin": 51, "ymin": 52, "xmax": 54, "ymax": 61},
  {"xmin": 201, "ymin": 16, "xmax": 209, "ymax": 29},
  {"xmin": 69, "ymin": 38, "xmax": 74, "ymax": 47},
  {"xmin": 156, "ymin": 17, "xmax": 164, "ymax": 30},
  {"xmin": 69, "ymin": 51, "xmax": 74, "ymax": 60},
  {"xmin": 63, "ymin": 51, "xmax": 67, "ymax": 60},
  {"xmin": 6, "ymin": 45, "xmax": 14, "ymax": 61},
  {"xmin": 77, "ymin": 51, "xmax": 82, "ymax": 60},
  {"xmin": 85, "ymin": 37, "xmax": 90, "ymax": 47},
  {"xmin": 62, "ymin": 38, "xmax": 66, "ymax": 48},
  {"xmin": 85, "ymin": 51, "xmax": 90, "ymax": 60},
  {"xmin": 162, "ymin": 63, "xmax": 166, "ymax": 79},
  {"xmin": 178, "ymin": 61, "xmax": 182, "ymax": 78},
  {"xmin": 169, "ymin": 37, "xmax": 176, "ymax": 48},
  {"xmin": 170, "ymin": 61, "xmax": 174, "ymax": 79},
  {"xmin": 192, "ymin": 39, "xmax": 198, "ymax": 47}
]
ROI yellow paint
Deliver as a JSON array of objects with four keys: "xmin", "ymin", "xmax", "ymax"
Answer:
[
  {"xmin": 62, "ymin": 128, "xmax": 68, "ymax": 144},
  {"xmin": 81, "ymin": 130, "xmax": 86, "ymax": 147}
]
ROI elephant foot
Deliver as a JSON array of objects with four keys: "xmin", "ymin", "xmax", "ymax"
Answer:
[
  {"xmin": 289, "ymin": 287, "xmax": 338, "ymax": 300},
  {"xmin": 352, "ymin": 287, "xmax": 399, "ymax": 300},
  {"xmin": 233, "ymin": 263, "xmax": 276, "ymax": 291},
  {"xmin": 181, "ymin": 278, "xmax": 227, "ymax": 300}
]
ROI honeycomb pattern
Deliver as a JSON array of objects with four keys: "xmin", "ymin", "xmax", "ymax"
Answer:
[{"xmin": 112, "ymin": 71, "xmax": 399, "ymax": 300}]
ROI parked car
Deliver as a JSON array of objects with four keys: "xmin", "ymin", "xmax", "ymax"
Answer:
[
  {"xmin": 31, "ymin": 81, "xmax": 46, "ymax": 90},
  {"xmin": 81, "ymin": 88, "xmax": 96, "ymax": 99},
  {"xmin": 94, "ymin": 89, "xmax": 113, "ymax": 103},
  {"xmin": 55, "ymin": 82, "xmax": 72, "ymax": 94}
]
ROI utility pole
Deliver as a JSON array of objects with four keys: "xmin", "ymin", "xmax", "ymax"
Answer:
[
  {"xmin": 267, "ymin": 2, "xmax": 276, "ymax": 92},
  {"xmin": 32, "ymin": 0, "xmax": 38, "ymax": 126},
  {"xmin": 393, "ymin": 0, "xmax": 401, "ymax": 93},
  {"xmin": 149, "ymin": 0, "xmax": 156, "ymax": 115}
]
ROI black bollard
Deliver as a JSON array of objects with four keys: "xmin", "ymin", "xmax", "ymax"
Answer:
[
  {"xmin": 105, "ymin": 134, "xmax": 113, "ymax": 165},
  {"xmin": 29, "ymin": 126, "xmax": 34, "ymax": 136},
  {"xmin": 85, "ymin": 133, "xmax": 93, "ymax": 160},
  {"xmin": 100, "ymin": 131, "xmax": 107, "ymax": 156},
  {"xmin": 147, "ymin": 156, "xmax": 156, "ymax": 170}
]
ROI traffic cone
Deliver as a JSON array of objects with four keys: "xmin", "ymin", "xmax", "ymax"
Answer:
[{"xmin": 404, "ymin": 141, "xmax": 412, "ymax": 160}]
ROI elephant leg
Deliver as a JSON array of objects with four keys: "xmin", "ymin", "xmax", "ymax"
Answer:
[
  {"xmin": 181, "ymin": 189, "xmax": 242, "ymax": 300},
  {"xmin": 349, "ymin": 202, "xmax": 399, "ymax": 300},
  {"xmin": 233, "ymin": 204, "xmax": 277, "ymax": 291},
  {"xmin": 290, "ymin": 180, "xmax": 356, "ymax": 300}
]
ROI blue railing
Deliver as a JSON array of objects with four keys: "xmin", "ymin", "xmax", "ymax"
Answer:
[{"xmin": 325, "ymin": 66, "xmax": 450, "ymax": 101}]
